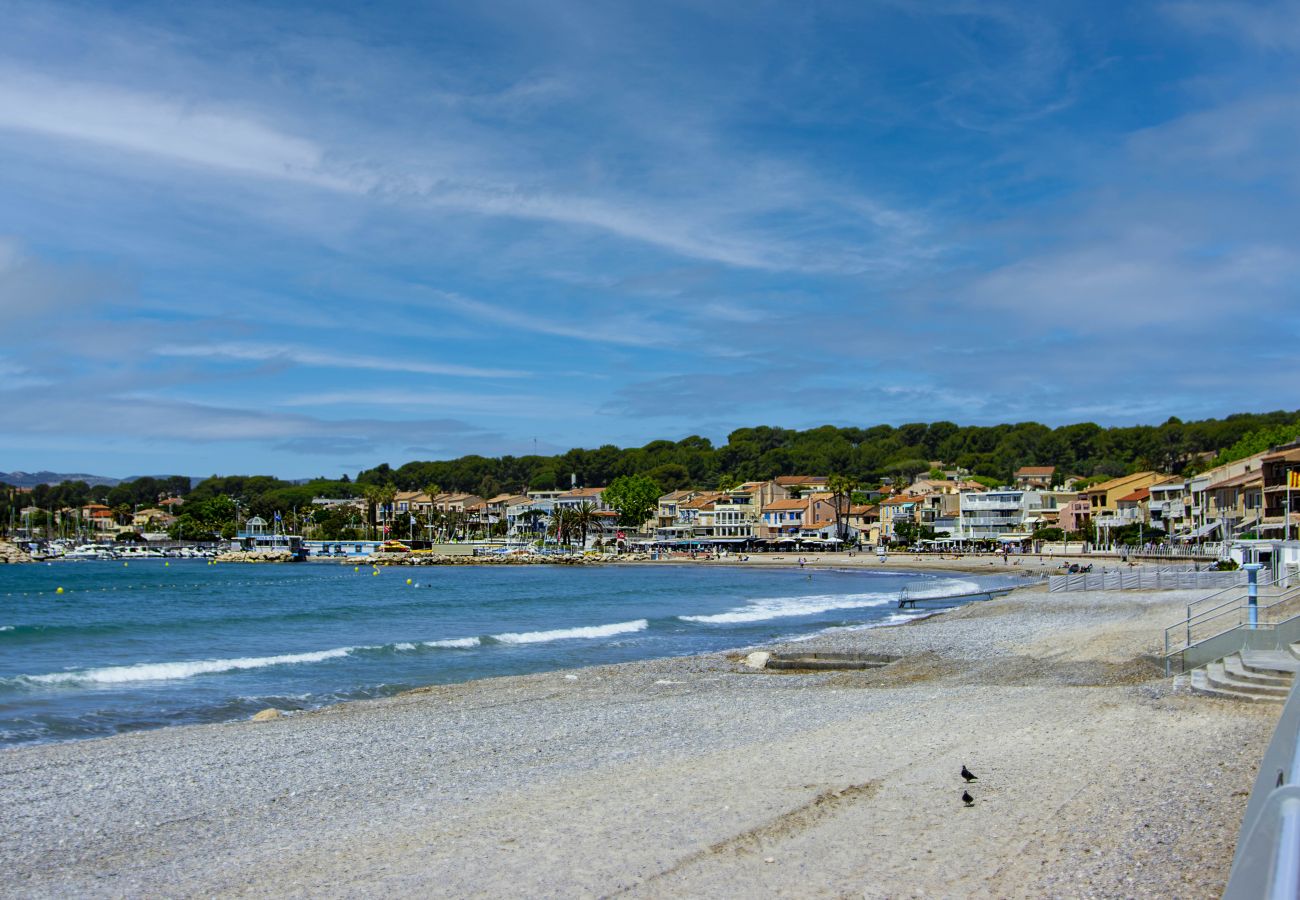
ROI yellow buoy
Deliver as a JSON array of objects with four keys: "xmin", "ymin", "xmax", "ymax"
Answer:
[
  {"xmin": 406, "ymin": 578, "xmax": 412, "ymax": 585},
  {"xmin": 165, "ymin": 562, "xmax": 170, "ymax": 567},
  {"xmin": 123, "ymin": 562, "xmax": 128, "ymax": 567},
  {"xmin": 372, "ymin": 570, "xmax": 379, "ymax": 576},
  {"xmin": 56, "ymin": 587, "xmax": 64, "ymax": 594},
  {"xmin": 354, "ymin": 566, "xmax": 359, "ymax": 572}
]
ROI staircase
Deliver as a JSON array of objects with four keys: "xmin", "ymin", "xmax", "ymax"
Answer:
[{"xmin": 1190, "ymin": 649, "xmax": 1298, "ymax": 702}]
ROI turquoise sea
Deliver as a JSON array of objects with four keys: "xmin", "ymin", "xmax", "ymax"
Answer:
[{"xmin": 0, "ymin": 560, "xmax": 1020, "ymax": 747}]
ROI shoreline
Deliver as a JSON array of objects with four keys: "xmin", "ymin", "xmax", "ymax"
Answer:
[{"xmin": 0, "ymin": 580, "xmax": 1278, "ymax": 897}]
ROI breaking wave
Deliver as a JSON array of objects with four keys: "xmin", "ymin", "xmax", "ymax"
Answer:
[
  {"xmin": 491, "ymin": 619, "xmax": 649, "ymax": 644},
  {"xmin": 19, "ymin": 648, "xmax": 354, "ymax": 686},
  {"xmin": 680, "ymin": 579, "xmax": 982, "ymax": 624}
]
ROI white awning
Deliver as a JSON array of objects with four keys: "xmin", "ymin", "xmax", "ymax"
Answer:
[{"xmin": 1182, "ymin": 521, "xmax": 1222, "ymax": 540}]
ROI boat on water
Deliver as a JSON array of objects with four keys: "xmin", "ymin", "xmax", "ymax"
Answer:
[
  {"xmin": 118, "ymin": 545, "xmax": 166, "ymax": 559},
  {"xmin": 64, "ymin": 543, "xmax": 119, "ymax": 560}
]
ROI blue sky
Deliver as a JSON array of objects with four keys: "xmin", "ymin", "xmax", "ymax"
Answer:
[{"xmin": 1, "ymin": 0, "xmax": 1298, "ymax": 478}]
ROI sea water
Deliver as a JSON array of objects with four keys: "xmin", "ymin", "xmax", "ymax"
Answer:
[{"xmin": 0, "ymin": 560, "xmax": 1021, "ymax": 746}]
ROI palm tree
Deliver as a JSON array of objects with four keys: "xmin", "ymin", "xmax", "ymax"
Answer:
[
  {"xmin": 548, "ymin": 508, "xmax": 572, "ymax": 547},
  {"xmin": 827, "ymin": 474, "xmax": 858, "ymax": 546},
  {"xmin": 568, "ymin": 502, "xmax": 600, "ymax": 550}
]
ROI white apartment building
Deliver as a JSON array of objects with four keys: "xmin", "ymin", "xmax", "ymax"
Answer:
[{"xmin": 958, "ymin": 490, "xmax": 1044, "ymax": 540}]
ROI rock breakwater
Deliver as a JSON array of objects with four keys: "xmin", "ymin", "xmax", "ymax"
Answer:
[{"xmin": 0, "ymin": 541, "xmax": 33, "ymax": 564}]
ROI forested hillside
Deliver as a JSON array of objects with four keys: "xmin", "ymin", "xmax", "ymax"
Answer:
[
  {"xmin": 357, "ymin": 411, "xmax": 1300, "ymax": 495},
  {"xmin": 8, "ymin": 412, "xmax": 1300, "ymax": 534}
]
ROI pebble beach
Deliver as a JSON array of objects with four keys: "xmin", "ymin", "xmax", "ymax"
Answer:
[{"xmin": 0, "ymin": 582, "xmax": 1278, "ymax": 898}]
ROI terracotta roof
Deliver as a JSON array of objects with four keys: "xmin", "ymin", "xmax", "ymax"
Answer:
[
  {"xmin": 659, "ymin": 490, "xmax": 696, "ymax": 502},
  {"xmin": 880, "ymin": 496, "xmax": 917, "ymax": 506},
  {"xmin": 1208, "ymin": 470, "xmax": 1264, "ymax": 491},
  {"xmin": 1016, "ymin": 466, "xmax": 1056, "ymax": 476},
  {"xmin": 560, "ymin": 487, "xmax": 605, "ymax": 497},
  {"xmin": 802, "ymin": 519, "xmax": 836, "ymax": 531},
  {"xmin": 1117, "ymin": 488, "xmax": 1150, "ymax": 503},
  {"xmin": 774, "ymin": 475, "xmax": 828, "ymax": 486},
  {"xmin": 763, "ymin": 498, "xmax": 809, "ymax": 511},
  {"xmin": 1082, "ymin": 472, "xmax": 1160, "ymax": 493}
]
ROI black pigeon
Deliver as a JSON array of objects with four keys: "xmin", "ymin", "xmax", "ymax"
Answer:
[
  {"xmin": 961, "ymin": 765, "xmax": 977, "ymax": 783},
  {"xmin": 962, "ymin": 790, "xmax": 974, "ymax": 807}
]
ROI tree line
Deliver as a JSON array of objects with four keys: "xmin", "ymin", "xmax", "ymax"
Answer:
[
  {"xmin": 355, "ymin": 411, "xmax": 1300, "ymax": 494},
  {"xmin": 6, "ymin": 411, "xmax": 1300, "ymax": 541}
]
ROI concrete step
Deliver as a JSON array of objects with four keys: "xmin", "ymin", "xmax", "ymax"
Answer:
[
  {"xmin": 1206, "ymin": 661, "xmax": 1291, "ymax": 696},
  {"xmin": 1242, "ymin": 650, "xmax": 1300, "ymax": 674},
  {"xmin": 1226, "ymin": 654, "xmax": 1294, "ymax": 687},
  {"xmin": 1191, "ymin": 668, "xmax": 1283, "ymax": 702}
]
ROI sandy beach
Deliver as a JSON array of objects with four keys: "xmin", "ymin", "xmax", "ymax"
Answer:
[{"xmin": 0, "ymin": 581, "xmax": 1279, "ymax": 898}]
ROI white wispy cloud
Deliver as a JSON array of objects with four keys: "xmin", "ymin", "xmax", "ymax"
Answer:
[
  {"xmin": 274, "ymin": 388, "xmax": 551, "ymax": 414},
  {"xmin": 152, "ymin": 342, "xmax": 524, "ymax": 379},
  {"xmin": 0, "ymin": 70, "xmax": 350, "ymax": 189},
  {"xmin": 0, "ymin": 63, "xmax": 931, "ymax": 275},
  {"xmin": 422, "ymin": 289, "xmax": 673, "ymax": 348},
  {"xmin": 1164, "ymin": 1, "xmax": 1300, "ymax": 51}
]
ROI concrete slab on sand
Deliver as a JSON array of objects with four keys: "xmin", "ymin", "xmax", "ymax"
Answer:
[{"xmin": 0, "ymin": 586, "xmax": 1280, "ymax": 898}]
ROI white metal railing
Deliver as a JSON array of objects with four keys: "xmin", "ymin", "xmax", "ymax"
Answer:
[
  {"xmin": 1050, "ymin": 569, "xmax": 1246, "ymax": 593},
  {"xmin": 1225, "ymin": 675, "xmax": 1300, "ymax": 899}
]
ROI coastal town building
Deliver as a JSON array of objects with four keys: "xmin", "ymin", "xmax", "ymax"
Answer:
[
  {"xmin": 957, "ymin": 490, "xmax": 1044, "ymax": 542},
  {"xmin": 773, "ymin": 475, "xmax": 828, "ymax": 497},
  {"xmin": 1080, "ymin": 472, "xmax": 1164, "ymax": 518},
  {"xmin": 1014, "ymin": 466, "xmax": 1056, "ymax": 489},
  {"xmin": 878, "ymin": 495, "xmax": 921, "ymax": 542},
  {"xmin": 554, "ymin": 487, "xmax": 610, "ymax": 512},
  {"xmin": 1261, "ymin": 445, "xmax": 1300, "ymax": 539}
]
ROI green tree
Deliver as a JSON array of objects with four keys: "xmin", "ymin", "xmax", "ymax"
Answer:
[
  {"xmin": 827, "ymin": 473, "xmax": 858, "ymax": 544},
  {"xmin": 567, "ymin": 502, "xmax": 601, "ymax": 548},
  {"xmin": 547, "ymin": 507, "xmax": 573, "ymax": 546},
  {"xmin": 602, "ymin": 475, "xmax": 661, "ymax": 529}
]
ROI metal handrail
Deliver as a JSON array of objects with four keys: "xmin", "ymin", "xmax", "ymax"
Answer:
[
  {"xmin": 1185, "ymin": 572, "xmax": 1278, "ymax": 619},
  {"xmin": 1164, "ymin": 585, "xmax": 1300, "ymax": 673}
]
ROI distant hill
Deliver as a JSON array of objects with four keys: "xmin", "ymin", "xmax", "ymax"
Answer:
[
  {"xmin": 0, "ymin": 471, "xmax": 123, "ymax": 488},
  {"xmin": 0, "ymin": 472, "xmax": 197, "ymax": 489}
]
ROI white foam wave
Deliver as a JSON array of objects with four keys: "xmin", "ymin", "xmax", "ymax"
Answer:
[
  {"xmin": 25, "ymin": 648, "xmax": 353, "ymax": 685},
  {"xmin": 394, "ymin": 642, "xmax": 416, "ymax": 651},
  {"xmin": 0, "ymin": 625, "xmax": 13, "ymax": 632},
  {"xmin": 681, "ymin": 592, "xmax": 894, "ymax": 624},
  {"xmin": 423, "ymin": 637, "xmax": 481, "ymax": 649},
  {"xmin": 680, "ymin": 579, "xmax": 983, "ymax": 625},
  {"xmin": 493, "ymin": 619, "xmax": 648, "ymax": 644}
]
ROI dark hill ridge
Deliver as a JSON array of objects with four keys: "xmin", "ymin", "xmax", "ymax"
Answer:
[
  {"xmin": 0, "ymin": 472, "xmax": 197, "ymax": 489},
  {"xmin": 0, "ymin": 471, "xmax": 122, "ymax": 488}
]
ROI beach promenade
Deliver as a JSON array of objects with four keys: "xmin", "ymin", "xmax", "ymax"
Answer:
[{"xmin": 0, "ymin": 583, "xmax": 1278, "ymax": 898}]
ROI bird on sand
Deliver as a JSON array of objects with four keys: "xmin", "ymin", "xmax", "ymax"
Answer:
[
  {"xmin": 962, "ymin": 790, "xmax": 974, "ymax": 807},
  {"xmin": 961, "ymin": 765, "xmax": 977, "ymax": 783}
]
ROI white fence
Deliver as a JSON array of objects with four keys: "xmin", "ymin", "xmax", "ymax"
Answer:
[
  {"xmin": 1048, "ymin": 569, "xmax": 1246, "ymax": 592},
  {"xmin": 1037, "ymin": 541, "xmax": 1224, "ymax": 560}
]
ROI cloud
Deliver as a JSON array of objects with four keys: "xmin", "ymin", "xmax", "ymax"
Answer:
[
  {"xmin": 421, "ymin": 289, "xmax": 673, "ymax": 348},
  {"xmin": 0, "ymin": 236, "xmax": 124, "ymax": 321},
  {"xmin": 0, "ymin": 59, "xmax": 933, "ymax": 275},
  {"xmin": 153, "ymin": 342, "xmax": 524, "ymax": 379},
  {"xmin": 1164, "ymin": 1, "xmax": 1300, "ymax": 51},
  {"xmin": 0, "ymin": 387, "xmax": 503, "ymax": 457},
  {"xmin": 0, "ymin": 71, "xmax": 349, "ymax": 189},
  {"xmin": 274, "ymin": 388, "xmax": 552, "ymax": 415}
]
